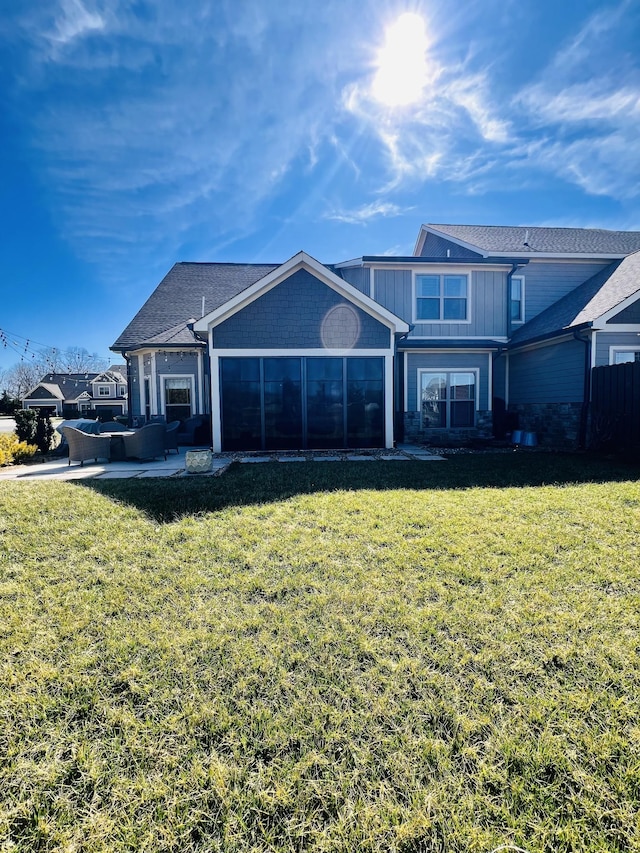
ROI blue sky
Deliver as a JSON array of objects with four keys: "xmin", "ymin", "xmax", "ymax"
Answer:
[{"xmin": 1, "ymin": 0, "xmax": 639, "ymax": 371}]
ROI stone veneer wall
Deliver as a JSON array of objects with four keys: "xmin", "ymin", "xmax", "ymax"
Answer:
[
  {"xmin": 403, "ymin": 410, "xmax": 493, "ymax": 445},
  {"xmin": 508, "ymin": 402, "xmax": 583, "ymax": 448}
]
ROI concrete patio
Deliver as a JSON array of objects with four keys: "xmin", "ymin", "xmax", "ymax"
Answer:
[{"xmin": 0, "ymin": 444, "xmax": 444, "ymax": 481}]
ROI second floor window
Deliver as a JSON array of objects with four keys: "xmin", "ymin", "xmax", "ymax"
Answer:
[
  {"xmin": 416, "ymin": 274, "xmax": 468, "ymax": 321},
  {"xmin": 511, "ymin": 276, "xmax": 525, "ymax": 323},
  {"xmin": 98, "ymin": 385, "xmax": 111, "ymax": 396}
]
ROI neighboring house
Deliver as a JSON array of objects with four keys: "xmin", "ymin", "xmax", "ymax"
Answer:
[
  {"xmin": 23, "ymin": 366, "xmax": 128, "ymax": 417},
  {"xmin": 111, "ymin": 225, "xmax": 640, "ymax": 450}
]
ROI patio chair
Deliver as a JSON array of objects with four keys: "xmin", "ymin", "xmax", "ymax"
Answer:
[
  {"xmin": 122, "ymin": 423, "xmax": 167, "ymax": 461},
  {"xmin": 61, "ymin": 426, "xmax": 111, "ymax": 467},
  {"xmin": 177, "ymin": 414, "xmax": 208, "ymax": 446},
  {"xmin": 165, "ymin": 420, "xmax": 180, "ymax": 454}
]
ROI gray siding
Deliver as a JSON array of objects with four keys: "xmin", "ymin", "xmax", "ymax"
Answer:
[
  {"xmin": 155, "ymin": 351, "xmax": 201, "ymax": 411},
  {"xmin": 374, "ymin": 269, "xmax": 412, "ymax": 321},
  {"xmin": 493, "ymin": 354, "xmax": 507, "ymax": 401},
  {"xmin": 509, "ymin": 339, "xmax": 585, "ymax": 404},
  {"xmin": 595, "ymin": 331, "xmax": 640, "ymax": 365},
  {"xmin": 406, "ymin": 351, "xmax": 491, "ymax": 411},
  {"xmin": 340, "ymin": 266, "xmax": 370, "ymax": 295},
  {"xmin": 419, "ymin": 233, "xmax": 482, "ymax": 259},
  {"xmin": 374, "ymin": 268, "xmax": 508, "ymax": 337},
  {"xmin": 214, "ymin": 269, "xmax": 390, "ymax": 349},
  {"xmin": 607, "ymin": 297, "xmax": 640, "ymax": 324},
  {"xmin": 523, "ymin": 261, "xmax": 608, "ymax": 322},
  {"xmin": 129, "ymin": 357, "xmax": 141, "ymax": 417}
]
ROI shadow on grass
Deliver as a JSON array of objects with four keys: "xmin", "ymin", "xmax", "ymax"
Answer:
[{"xmin": 74, "ymin": 451, "xmax": 640, "ymax": 524}]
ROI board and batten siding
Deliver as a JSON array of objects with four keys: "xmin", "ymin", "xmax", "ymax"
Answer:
[
  {"xmin": 128, "ymin": 356, "xmax": 141, "ymax": 417},
  {"xmin": 339, "ymin": 266, "xmax": 370, "ymax": 295},
  {"xmin": 595, "ymin": 331, "xmax": 640, "ymax": 365},
  {"xmin": 406, "ymin": 352, "xmax": 491, "ymax": 412},
  {"xmin": 523, "ymin": 261, "xmax": 608, "ymax": 323},
  {"xmin": 509, "ymin": 339, "xmax": 585, "ymax": 404},
  {"xmin": 373, "ymin": 268, "xmax": 508, "ymax": 337}
]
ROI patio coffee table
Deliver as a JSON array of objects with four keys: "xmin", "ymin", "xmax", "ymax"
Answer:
[{"xmin": 102, "ymin": 431, "xmax": 136, "ymax": 461}]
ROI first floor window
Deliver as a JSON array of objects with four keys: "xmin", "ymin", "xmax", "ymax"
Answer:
[
  {"xmin": 165, "ymin": 378, "xmax": 192, "ymax": 421},
  {"xmin": 613, "ymin": 350, "xmax": 640, "ymax": 364},
  {"xmin": 420, "ymin": 371, "xmax": 476, "ymax": 428},
  {"xmin": 415, "ymin": 274, "xmax": 468, "ymax": 321}
]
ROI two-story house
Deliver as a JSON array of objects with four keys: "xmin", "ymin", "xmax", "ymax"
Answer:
[
  {"xmin": 111, "ymin": 224, "xmax": 640, "ymax": 450},
  {"xmin": 23, "ymin": 366, "xmax": 128, "ymax": 418}
]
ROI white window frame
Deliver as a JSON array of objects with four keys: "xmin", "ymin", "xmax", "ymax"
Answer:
[
  {"xmin": 160, "ymin": 374, "xmax": 195, "ymax": 419},
  {"xmin": 417, "ymin": 368, "xmax": 480, "ymax": 429},
  {"xmin": 412, "ymin": 272, "xmax": 471, "ymax": 324},
  {"xmin": 118, "ymin": 385, "xmax": 126, "ymax": 397},
  {"xmin": 510, "ymin": 275, "xmax": 525, "ymax": 324},
  {"xmin": 97, "ymin": 385, "xmax": 111, "ymax": 396},
  {"xmin": 609, "ymin": 346, "xmax": 640, "ymax": 365}
]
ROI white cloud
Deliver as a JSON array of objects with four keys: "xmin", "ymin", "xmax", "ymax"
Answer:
[
  {"xmin": 323, "ymin": 201, "xmax": 412, "ymax": 225},
  {"xmin": 513, "ymin": 3, "xmax": 640, "ymax": 200},
  {"xmin": 47, "ymin": 0, "xmax": 105, "ymax": 46}
]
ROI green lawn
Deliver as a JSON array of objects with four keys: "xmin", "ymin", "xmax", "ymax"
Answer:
[{"xmin": 1, "ymin": 453, "xmax": 639, "ymax": 852}]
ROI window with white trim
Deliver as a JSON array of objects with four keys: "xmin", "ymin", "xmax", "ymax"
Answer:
[
  {"xmin": 415, "ymin": 274, "xmax": 468, "ymax": 321},
  {"xmin": 510, "ymin": 276, "xmax": 525, "ymax": 323},
  {"xmin": 118, "ymin": 385, "xmax": 126, "ymax": 396},
  {"xmin": 98, "ymin": 385, "xmax": 111, "ymax": 396},
  {"xmin": 164, "ymin": 377, "xmax": 192, "ymax": 421},
  {"xmin": 612, "ymin": 349, "xmax": 640, "ymax": 364},
  {"xmin": 420, "ymin": 371, "xmax": 476, "ymax": 428}
]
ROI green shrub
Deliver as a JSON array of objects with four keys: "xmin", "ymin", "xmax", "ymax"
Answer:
[
  {"xmin": 35, "ymin": 409, "xmax": 55, "ymax": 453},
  {"xmin": 0, "ymin": 390, "xmax": 21, "ymax": 414},
  {"xmin": 14, "ymin": 409, "xmax": 37, "ymax": 443},
  {"xmin": 0, "ymin": 433, "xmax": 37, "ymax": 465}
]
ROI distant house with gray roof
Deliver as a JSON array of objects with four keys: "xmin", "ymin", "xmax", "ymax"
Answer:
[
  {"xmin": 111, "ymin": 225, "xmax": 640, "ymax": 449},
  {"xmin": 23, "ymin": 366, "xmax": 128, "ymax": 417}
]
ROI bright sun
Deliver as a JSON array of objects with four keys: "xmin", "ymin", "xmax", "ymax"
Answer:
[{"xmin": 371, "ymin": 12, "xmax": 430, "ymax": 107}]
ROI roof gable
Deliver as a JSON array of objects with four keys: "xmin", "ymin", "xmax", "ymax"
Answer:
[
  {"xmin": 194, "ymin": 251, "xmax": 409, "ymax": 334},
  {"xmin": 24, "ymin": 383, "xmax": 64, "ymax": 401}
]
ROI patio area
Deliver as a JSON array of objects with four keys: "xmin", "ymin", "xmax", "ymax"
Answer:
[{"xmin": 0, "ymin": 444, "xmax": 444, "ymax": 481}]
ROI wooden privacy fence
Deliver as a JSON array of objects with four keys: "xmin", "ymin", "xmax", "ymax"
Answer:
[{"xmin": 590, "ymin": 361, "xmax": 640, "ymax": 451}]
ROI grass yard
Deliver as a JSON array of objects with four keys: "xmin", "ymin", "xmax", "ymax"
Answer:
[{"xmin": 0, "ymin": 453, "xmax": 639, "ymax": 852}]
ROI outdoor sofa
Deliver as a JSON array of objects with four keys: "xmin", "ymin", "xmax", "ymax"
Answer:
[
  {"xmin": 61, "ymin": 426, "xmax": 111, "ymax": 466},
  {"xmin": 122, "ymin": 423, "xmax": 167, "ymax": 461}
]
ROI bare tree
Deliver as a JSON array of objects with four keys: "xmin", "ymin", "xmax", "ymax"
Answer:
[
  {"xmin": 0, "ymin": 346, "xmax": 109, "ymax": 398},
  {"xmin": 61, "ymin": 347, "xmax": 109, "ymax": 373},
  {"xmin": 2, "ymin": 360, "xmax": 42, "ymax": 398}
]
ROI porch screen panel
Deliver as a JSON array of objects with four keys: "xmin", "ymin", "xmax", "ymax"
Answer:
[
  {"xmin": 346, "ymin": 357, "xmax": 384, "ymax": 448},
  {"xmin": 306, "ymin": 358, "xmax": 344, "ymax": 448},
  {"xmin": 264, "ymin": 358, "xmax": 302, "ymax": 450},
  {"xmin": 221, "ymin": 358, "xmax": 261, "ymax": 450},
  {"xmin": 165, "ymin": 377, "xmax": 192, "ymax": 422}
]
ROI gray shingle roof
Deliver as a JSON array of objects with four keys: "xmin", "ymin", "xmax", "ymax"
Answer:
[
  {"xmin": 112, "ymin": 262, "xmax": 279, "ymax": 350},
  {"xmin": 24, "ymin": 374, "xmax": 97, "ymax": 403},
  {"xmin": 510, "ymin": 251, "xmax": 640, "ymax": 346},
  {"xmin": 427, "ymin": 224, "xmax": 640, "ymax": 256}
]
